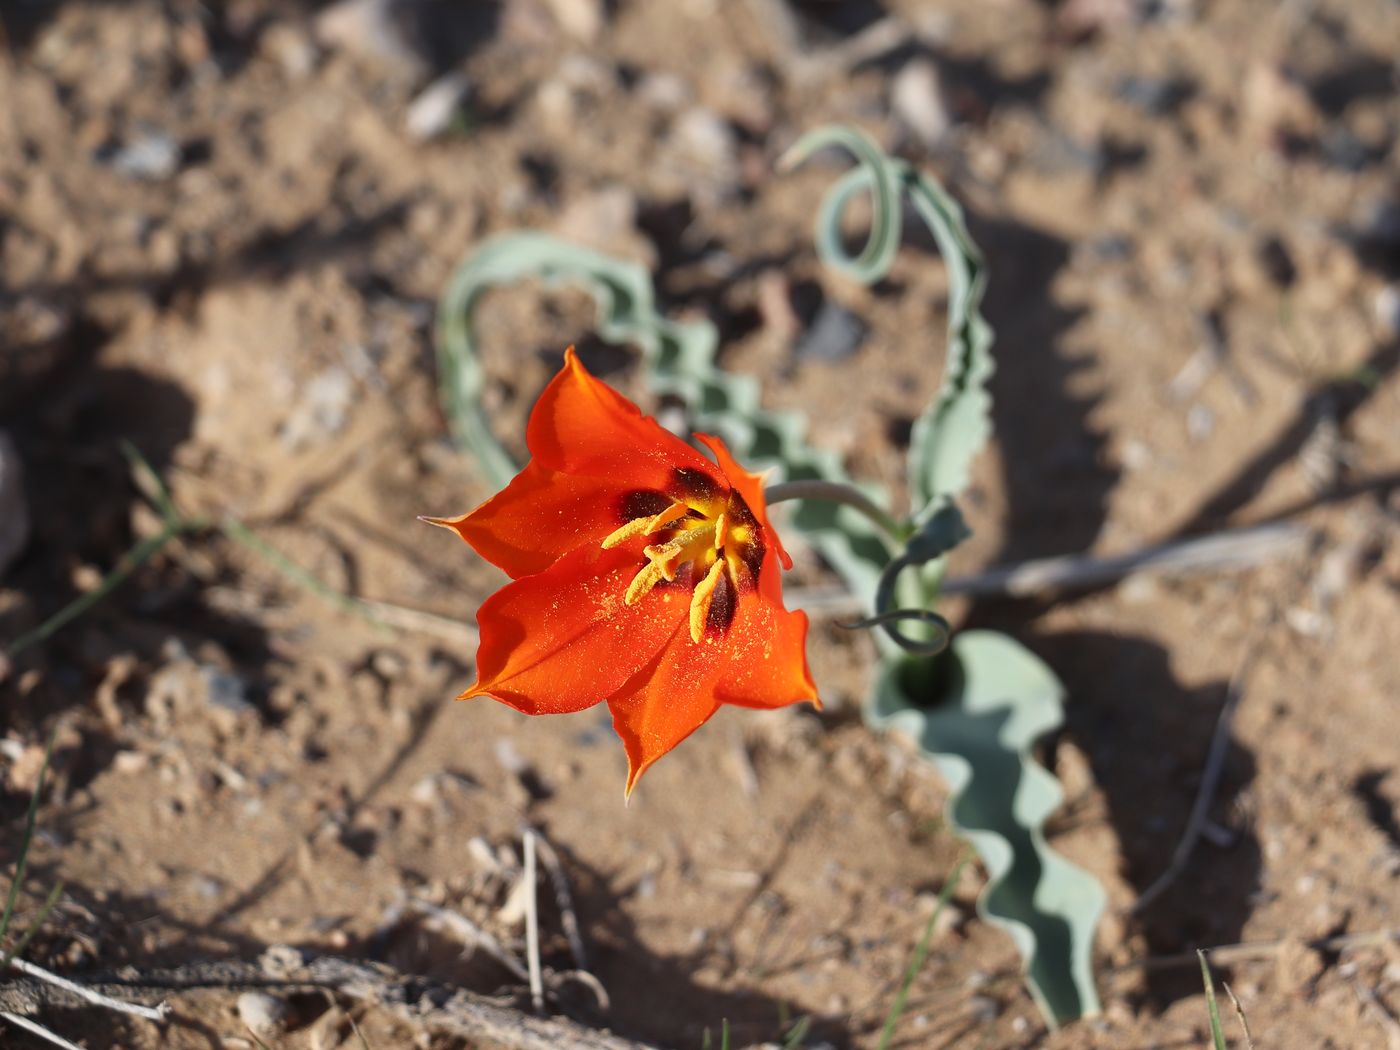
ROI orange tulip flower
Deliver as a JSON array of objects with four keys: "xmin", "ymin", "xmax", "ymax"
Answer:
[{"xmin": 427, "ymin": 348, "xmax": 819, "ymax": 795}]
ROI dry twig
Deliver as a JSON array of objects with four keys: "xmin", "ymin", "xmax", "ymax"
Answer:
[
  {"xmin": 1354, "ymin": 981, "xmax": 1400, "ymax": 1050},
  {"xmin": 1112, "ymin": 927, "xmax": 1400, "ymax": 972},
  {"xmin": 386, "ymin": 899, "xmax": 528, "ymax": 983},
  {"xmin": 0, "ymin": 953, "xmax": 656, "ymax": 1050},
  {"xmin": 522, "ymin": 830, "xmax": 544, "ymax": 1015},
  {"xmin": 941, "ymin": 521, "xmax": 1310, "ymax": 600},
  {"xmin": 528, "ymin": 830, "xmax": 589, "ymax": 973},
  {"xmin": 1223, "ymin": 982, "xmax": 1257, "ymax": 1050},
  {"xmin": 0, "ymin": 1010, "xmax": 86, "ymax": 1050},
  {"xmin": 7, "ymin": 956, "xmax": 168, "ymax": 1022},
  {"xmin": 1130, "ymin": 568, "xmax": 1297, "ymax": 914}
]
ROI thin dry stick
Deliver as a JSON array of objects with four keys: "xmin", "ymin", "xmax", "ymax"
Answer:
[
  {"xmin": 780, "ymin": 521, "xmax": 1311, "ymax": 617},
  {"xmin": 0, "ymin": 1010, "xmax": 85, "ymax": 1050},
  {"xmin": 395, "ymin": 899, "xmax": 528, "ymax": 982},
  {"xmin": 8, "ymin": 956, "xmax": 168, "ymax": 1022},
  {"xmin": 1223, "ymin": 982, "xmax": 1257, "ymax": 1050},
  {"xmin": 356, "ymin": 599, "xmax": 478, "ymax": 645},
  {"xmin": 528, "ymin": 830, "xmax": 589, "ymax": 972},
  {"xmin": 7, "ymin": 955, "xmax": 658, "ymax": 1050},
  {"xmin": 940, "ymin": 521, "xmax": 1309, "ymax": 599},
  {"xmin": 1354, "ymin": 981, "xmax": 1400, "ymax": 1050},
  {"xmin": 1131, "ymin": 592, "xmax": 1281, "ymax": 914},
  {"xmin": 1115, "ymin": 927, "xmax": 1400, "ymax": 972},
  {"xmin": 522, "ymin": 830, "xmax": 544, "ymax": 1015}
]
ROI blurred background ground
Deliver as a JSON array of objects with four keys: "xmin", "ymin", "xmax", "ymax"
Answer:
[{"xmin": 1, "ymin": 0, "xmax": 1398, "ymax": 1047}]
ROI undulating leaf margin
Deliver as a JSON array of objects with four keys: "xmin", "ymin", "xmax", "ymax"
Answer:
[
  {"xmin": 434, "ymin": 125, "xmax": 1104, "ymax": 1023},
  {"xmin": 435, "ymin": 231, "xmax": 893, "ymax": 600},
  {"xmin": 783, "ymin": 125, "xmax": 1105, "ymax": 1024}
]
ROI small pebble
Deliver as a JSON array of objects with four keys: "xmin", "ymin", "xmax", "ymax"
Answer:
[
  {"xmin": 891, "ymin": 58, "xmax": 950, "ymax": 148},
  {"xmin": 1319, "ymin": 127, "xmax": 1374, "ymax": 172},
  {"xmin": 1352, "ymin": 197, "xmax": 1400, "ymax": 249},
  {"xmin": 543, "ymin": 0, "xmax": 604, "ymax": 41},
  {"xmin": 315, "ymin": 0, "xmax": 425, "ymax": 74},
  {"xmin": 968, "ymin": 995, "xmax": 999, "ymax": 1022},
  {"xmin": 237, "ymin": 991, "xmax": 289, "ymax": 1036},
  {"xmin": 260, "ymin": 22, "xmax": 319, "ymax": 78},
  {"xmin": 105, "ymin": 130, "xmax": 181, "ymax": 180},
  {"xmin": 1115, "ymin": 74, "xmax": 1192, "ymax": 115},
  {"xmin": 1373, "ymin": 284, "xmax": 1400, "ymax": 337},
  {"xmin": 1186, "ymin": 402, "xmax": 1215, "ymax": 442},
  {"xmin": 405, "ymin": 72, "xmax": 470, "ymax": 141},
  {"xmin": 672, "ymin": 107, "xmax": 737, "ymax": 176},
  {"xmin": 279, "ymin": 366, "xmax": 354, "ymax": 449},
  {"xmin": 795, "ymin": 302, "xmax": 866, "ymax": 363}
]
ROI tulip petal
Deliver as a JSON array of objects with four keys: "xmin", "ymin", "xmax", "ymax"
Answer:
[
  {"xmin": 528, "ymin": 348, "xmax": 723, "ymax": 491},
  {"xmin": 432, "ymin": 460, "xmax": 637, "ymax": 579},
  {"xmin": 463, "ymin": 543, "xmax": 687, "ymax": 714},
  {"xmin": 609, "ymin": 553, "xmax": 817, "ymax": 794}
]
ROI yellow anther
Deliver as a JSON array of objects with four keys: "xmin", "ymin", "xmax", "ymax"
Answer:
[
  {"xmin": 642, "ymin": 539, "xmax": 686, "ymax": 581},
  {"xmin": 624, "ymin": 560, "xmax": 668, "ymax": 606},
  {"xmin": 601, "ymin": 501, "xmax": 689, "ymax": 550},
  {"xmin": 616, "ymin": 509, "xmax": 734, "ymax": 641},
  {"xmin": 688, "ymin": 558, "xmax": 727, "ymax": 643}
]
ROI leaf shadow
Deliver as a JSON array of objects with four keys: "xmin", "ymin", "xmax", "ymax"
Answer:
[
  {"xmin": 947, "ymin": 210, "xmax": 1262, "ymax": 1007},
  {"xmin": 1, "ymin": 322, "xmax": 275, "ymax": 775}
]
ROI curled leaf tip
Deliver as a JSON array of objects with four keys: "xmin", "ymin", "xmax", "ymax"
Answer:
[{"xmin": 839, "ymin": 608, "xmax": 952, "ymax": 657}]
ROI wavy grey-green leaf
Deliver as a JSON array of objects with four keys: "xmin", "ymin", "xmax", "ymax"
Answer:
[{"xmin": 870, "ymin": 632, "xmax": 1106, "ymax": 1024}]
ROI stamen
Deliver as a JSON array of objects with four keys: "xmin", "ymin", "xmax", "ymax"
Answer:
[
  {"xmin": 642, "ymin": 539, "xmax": 686, "ymax": 581},
  {"xmin": 601, "ymin": 501, "xmax": 689, "ymax": 549},
  {"xmin": 688, "ymin": 558, "xmax": 726, "ymax": 643},
  {"xmin": 624, "ymin": 560, "xmax": 669, "ymax": 606}
]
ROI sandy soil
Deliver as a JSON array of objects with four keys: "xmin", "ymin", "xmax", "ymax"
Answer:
[{"xmin": 2, "ymin": 0, "xmax": 1399, "ymax": 1047}]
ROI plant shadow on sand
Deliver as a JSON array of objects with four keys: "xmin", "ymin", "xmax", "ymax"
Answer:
[
  {"xmin": 0, "ymin": 847, "xmax": 850, "ymax": 1050},
  {"xmin": 0, "ymin": 326, "xmax": 283, "ymax": 750},
  {"xmin": 946, "ymin": 209, "xmax": 1265, "ymax": 1008}
]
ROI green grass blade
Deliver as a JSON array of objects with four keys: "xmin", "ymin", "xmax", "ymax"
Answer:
[
  {"xmin": 218, "ymin": 517, "xmax": 390, "ymax": 634},
  {"xmin": 877, "ymin": 854, "xmax": 970, "ymax": 1050},
  {"xmin": 120, "ymin": 440, "xmax": 180, "ymax": 523},
  {"xmin": 1198, "ymin": 950, "xmax": 1229, "ymax": 1050},
  {"xmin": 782, "ymin": 1014, "xmax": 812, "ymax": 1047},
  {"xmin": 4, "ymin": 525, "xmax": 179, "ymax": 658},
  {"xmin": 721, "ymin": 1018, "xmax": 730, "ymax": 1050},
  {"xmin": 0, "ymin": 731, "xmax": 56, "ymax": 945},
  {"xmin": 2, "ymin": 879, "xmax": 64, "ymax": 967}
]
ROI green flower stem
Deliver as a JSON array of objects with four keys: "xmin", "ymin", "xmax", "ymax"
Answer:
[{"xmin": 764, "ymin": 480, "xmax": 905, "ymax": 542}]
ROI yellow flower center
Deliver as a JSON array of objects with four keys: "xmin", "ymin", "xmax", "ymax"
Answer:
[{"xmin": 602, "ymin": 485, "xmax": 763, "ymax": 644}]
